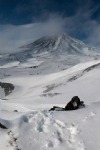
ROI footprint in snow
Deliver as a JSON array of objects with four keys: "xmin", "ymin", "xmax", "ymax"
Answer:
[
  {"xmin": 46, "ymin": 140, "xmax": 54, "ymax": 148},
  {"xmin": 90, "ymin": 111, "xmax": 96, "ymax": 117},
  {"xmin": 83, "ymin": 111, "xmax": 96, "ymax": 122},
  {"xmin": 17, "ymin": 111, "xmax": 86, "ymax": 150},
  {"xmin": 66, "ymin": 124, "xmax": 85, "ymax": 150},
  {"xmin": 7, "ymin": 130, "xmax": 20, "ymax": 150}
]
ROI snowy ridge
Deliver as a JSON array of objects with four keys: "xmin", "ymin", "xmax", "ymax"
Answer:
[
  {"xmin": 53, "ymin": 36, "xmax": 62, "ymax": 50},
  {"xmin": 1, "ymin": 60, "xmax": 99, "ymax": 102},
  {"xmin": 0, "ymin": 33, "xmax": 99, "ymax": 66},
  {"xmin": 19, "ymin": 33, "xmax": 93, "ymax": 55},
  {"xmin": 0, "ymin": 33, "xmax": 100, "ymax": 150}
]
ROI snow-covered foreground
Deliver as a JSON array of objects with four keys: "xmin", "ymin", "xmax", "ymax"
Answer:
[
  {"xmin": 0, "ymin": 59, "xmax": 100, "ymax": 150},
  {"xmin": 0, "ymin": 103, "xmax": 100, "ymax": 150}
]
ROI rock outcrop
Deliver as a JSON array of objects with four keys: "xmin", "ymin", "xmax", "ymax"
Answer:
[{"xmin": 0, "ymin": 82, "xmax": 14, "ymax": 96}]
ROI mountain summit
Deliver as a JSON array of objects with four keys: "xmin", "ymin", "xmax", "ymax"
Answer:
[
  {"xmin": 20, "ymin": 33, "xmax": 91, "ymax": 55},
  {"xmin": 0, "ymin": 33, "xmax": 99, "ymax": 67}
]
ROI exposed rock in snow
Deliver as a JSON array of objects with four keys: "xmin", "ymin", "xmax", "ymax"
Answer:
[
  {"xmin": 0, "ymin": 123, "xmax": 7, "ymax": 129},
  {"xmin": 0, "ymin": 82, "xmax": 14, "ymax": 96}
]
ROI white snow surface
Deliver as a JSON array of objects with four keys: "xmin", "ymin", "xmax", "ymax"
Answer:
[
  {"xmin": 0, "ymin": 58, "xmax": 100, "ymax": 150},
  {"xmin": 0, "ymin": 34, "xmax": 100, "ymax": 150}
]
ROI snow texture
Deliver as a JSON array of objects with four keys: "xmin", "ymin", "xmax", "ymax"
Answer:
[{"xmin": 0, "ymin": 33, "xmax": 100, "ymax": 150}]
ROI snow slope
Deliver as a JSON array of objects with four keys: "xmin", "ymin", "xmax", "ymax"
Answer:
[
  {"xmin": 0, "ymin": 59, "xmax": 100, "ymax": 150},
  {"xmin": 0, "ymin": 33, "xmax": 100, "ymax": 150}
]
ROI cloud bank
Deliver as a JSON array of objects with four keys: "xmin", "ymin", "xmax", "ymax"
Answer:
[{"xmin": 0, "ymin": 15, "xmax": 66, "ymax": 54}]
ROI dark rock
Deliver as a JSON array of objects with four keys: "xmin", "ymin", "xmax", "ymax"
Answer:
[
  {"xmin": 65, "ymin": 96, "xmax": 81, "ymax": 110},
  {"xmin": 49, "ymin": 96, "xmax": 85, "ymax": 111},
  {"xmin": 0, "ymin": 82, "xmax": 14, "ymax": 96},
  {"xmin": 30, "ymin": 66, "xmax": 38, "ymax": 68},
  {"xmin": 49, "ymin": 106, "xmax": 65, "ymax": 111},
  {"xmin": 14, "ymin": 110, "xmax": 18, "ymax": 112},
  {"xmin": 0, "ymin": 123, "xmax": 7, "ymax": 129}
]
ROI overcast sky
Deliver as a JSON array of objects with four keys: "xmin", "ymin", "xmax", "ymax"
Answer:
[{"xmin": 0, "ymin": 0, "xmax": 100, "ymax": 54}]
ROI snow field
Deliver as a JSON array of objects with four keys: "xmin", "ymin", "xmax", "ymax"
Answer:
[{"xmin": 0, "ymin": 59, "xmax": 100, "ymax": 150}]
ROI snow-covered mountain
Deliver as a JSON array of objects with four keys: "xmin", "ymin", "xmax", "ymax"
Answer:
[
  {"xmin": 0, "ymin": 33, "xmax": 99, "ymax": 73},
  {"xmin": 20, "ymin": 33, "xmax": 86, "ymax": 54},
  {"xmin": 0, "ymin": 33, "xmax": 100, "ymax": 150},
  {"xmin": 10, "ymin": 33, "xmax": 98, "ymax": 60}
]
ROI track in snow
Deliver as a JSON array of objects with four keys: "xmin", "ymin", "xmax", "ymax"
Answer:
[{"xmin": 17, "ymin": 110, "xmax": 85, "ymax": 150}]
